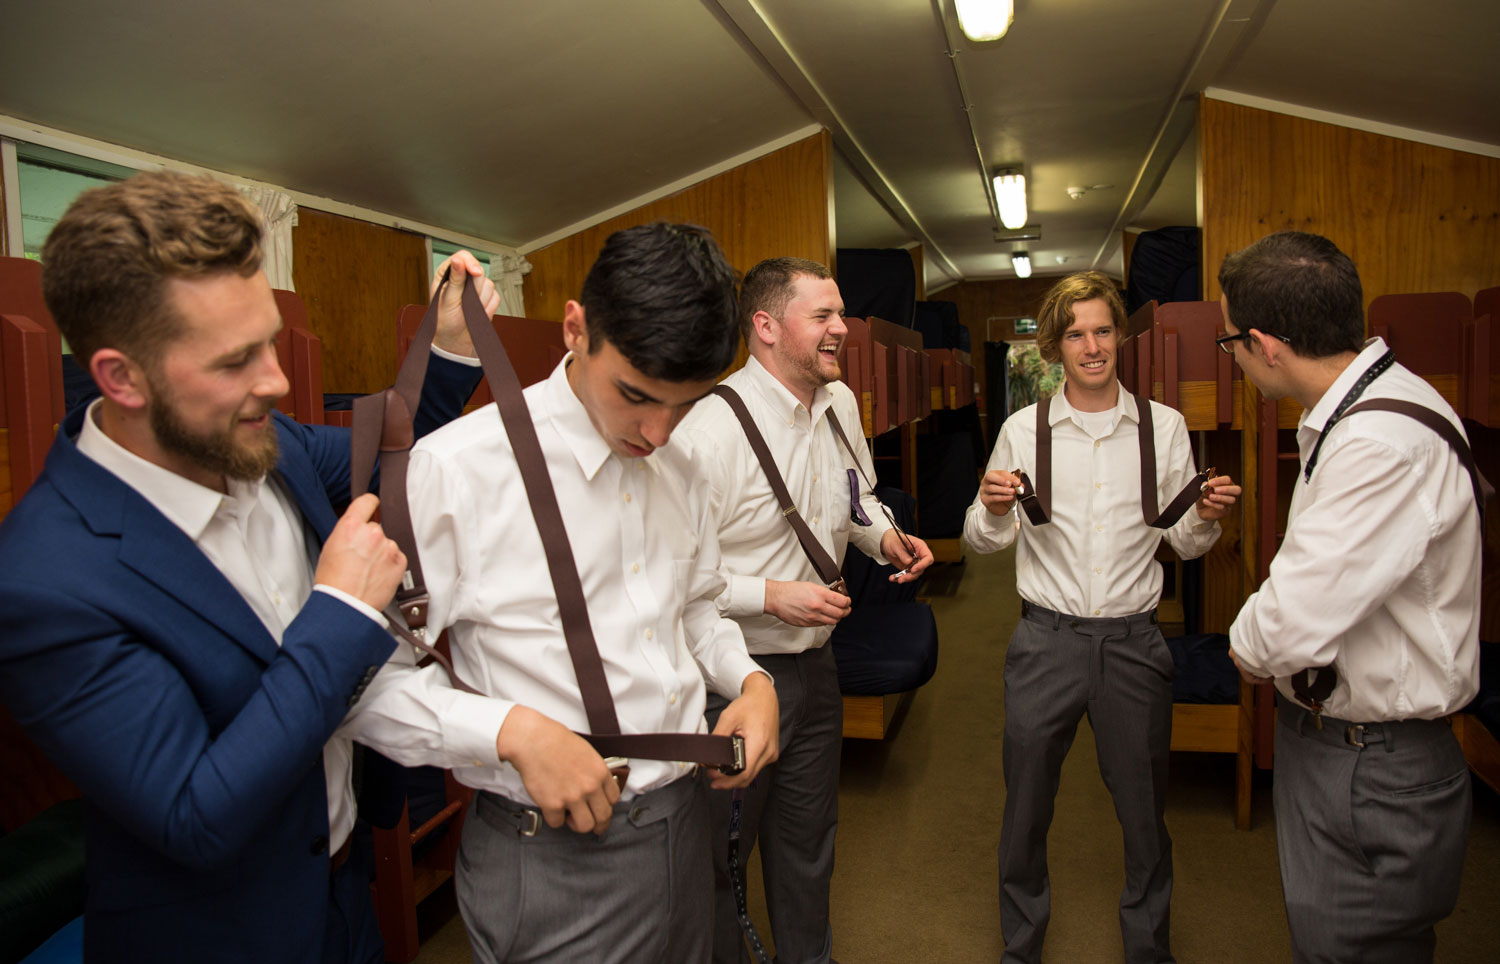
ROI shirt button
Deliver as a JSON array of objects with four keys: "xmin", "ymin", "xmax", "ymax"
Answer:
[
  {"xmin": 669, "ymin": 691, "xmax": 678, "ymax": 705},
  {"xmin": 631, "ymin": 563, "xmax": 640, "ymax": 574},
  {"xmin": 812, "ymin": 515, "xmax": 819, "ymax": 524},
  {"xmin": 1094, "ymin": 440, "xmax": 1101, "ymax": 448},
  {"xmin": 1095, "ymin": 483, "xmax": 1102, "ymax": 489},
  {"xmin": 1095, "ymin": 567, "xmax": 1102, "ymax": 574},
  {"xmin": 645, "ymin": 628, "xmax": 654, "ymax": 640},
  {"xmin": 1096, "ymin": 524, "xmax": 1104, "ymax": 532},
  {"xmin": 1094, "ymin": 609, "xmax": 1101, "ymax": 615},
  {"xmin": 623, "ymin": 492, "xmax": 632, "ymax": 503},
  {"xmin": 471, "ymin": 759, "xmax": 482, "ymax": 767}
]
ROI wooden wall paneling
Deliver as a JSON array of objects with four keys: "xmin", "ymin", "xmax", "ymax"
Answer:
[
  {"xmin": 1200, "ymin": 96, "xmax": 1500, "ymax": 307},
  {"xmin": 523, "ymin": 132, "xmax": 833, "ymax": 326},
  {"xmin": 291, "ymin": 208, "xmax": 430, "ymax": 394}
]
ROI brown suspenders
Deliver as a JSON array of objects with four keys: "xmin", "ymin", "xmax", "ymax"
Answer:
[
  {"xmin": 710, "ymin": 384, "xmax": 918, "ymax": 590},
  {"xmin": 1013, "ymin": 394, "xmax": 1211, "ymax": 530},
  {"xmin": 351, "ymin": 273, "xmax": 744, "ymax": 778}
]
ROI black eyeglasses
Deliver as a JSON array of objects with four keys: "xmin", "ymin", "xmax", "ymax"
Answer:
[{"xmin": 1215, "ymin": 330, "xmax": 1291, "ymax": 355}]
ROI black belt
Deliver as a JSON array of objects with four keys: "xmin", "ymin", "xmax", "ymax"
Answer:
[
  {"xmin": 1276, "ymin": 698, "xmax": 1450, "ymax": 751},
  {"xmin": 1020, "ymin": 600, "xmax": 1158, "ymax": 636}
]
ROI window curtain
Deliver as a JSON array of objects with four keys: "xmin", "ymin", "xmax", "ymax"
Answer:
[
  {"xmin": 487, "ymin": 252, "xmax": 532, "ymax": 317},
  {"xmin": 236, "ymin": 185, "xmax": 298, "ymax": 291}
]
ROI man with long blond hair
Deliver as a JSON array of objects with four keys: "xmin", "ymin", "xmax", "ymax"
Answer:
[{"xmin": 964, "ymin": 271, "xmax": 1239, "ymax": 964}]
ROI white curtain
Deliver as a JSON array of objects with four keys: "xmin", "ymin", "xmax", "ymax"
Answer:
[
  {"xmin": 487, "ymin": 252, "xmax": 532, "ymax": 317},
  {"xmin": 236, "ymin": 185, "xmax": 299, "ymax": 291}
]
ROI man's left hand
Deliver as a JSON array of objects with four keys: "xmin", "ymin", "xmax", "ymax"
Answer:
[
  {"xmin": 431, "ymin": 250, "xmax": 501, "ymax": 358},
  {"xmin": 882, "ymin": 528, "xmax": 934, "ymax": 583},
  {"xmin": 1229, "ymin": 647, "xmax": 1272, "ymax": 685},
  {"xmin": 708, "ymin": 672, "xmax": 779, "ymax": 790},
  {"xmin": 1195, "ymin": 474, "xmax": 1242, "ymax": 521}
]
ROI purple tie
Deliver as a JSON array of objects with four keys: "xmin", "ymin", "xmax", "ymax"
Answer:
[{"xmin": 848, "ymin": 468, "xmax": 872, "ymax": 525}]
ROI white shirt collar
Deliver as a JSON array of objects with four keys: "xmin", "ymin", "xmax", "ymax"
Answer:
[
  {"xmin": 74, "ymin": 398, "xmax": 246, "ymax": 541},
  {"xmin": 741, "ymin": 354, "xmax": 834, "ymax": 424},
  {"xmin": 542, "ymin": 352, "xmax": 615, "ymax": 482},
  {"xmin": 1049, "ymin": 380, "xmax": 1138, "ymax": 431},
  {"xmin": 1300, "ymin": 337, "xmax": 1390, "ymax": 433}
]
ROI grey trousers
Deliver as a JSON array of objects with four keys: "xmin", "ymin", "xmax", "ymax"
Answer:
[
  {"xmin": 998, "ymin": 604, "xmax": 1175, "ymax": 964},
  {"xmin": 705, "ymin": 644, "xmax": 843, "ymax": 964},
  {"xmin": 454, "ymin": 772, "xmax": 712, "ymax": 964},
  {"xmin": 1274, "ymin": 699, "xmax": 1471, "ymax": 964}
]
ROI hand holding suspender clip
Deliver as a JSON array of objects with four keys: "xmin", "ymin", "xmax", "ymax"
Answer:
[{"xmin": 1199, "ymin": 467, "xmax": 1217, "ymax": 496}]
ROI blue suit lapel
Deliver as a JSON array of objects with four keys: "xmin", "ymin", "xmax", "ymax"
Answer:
[{"xmin": 46, "ymin": 413, "xmax": 303, "ymax": 666}]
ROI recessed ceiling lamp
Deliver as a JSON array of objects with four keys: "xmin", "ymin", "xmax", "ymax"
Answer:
[
  {"xmin": 956, "ymin": 0, "xmax": 1014, "ymax": 42},
  {"xmin": 993, "ymin": 170, "xmax": 1027, "ymax": 230},
  {"xmin": 1011, "ymin": 251, "xmax": 1032, "ymax": 279}
]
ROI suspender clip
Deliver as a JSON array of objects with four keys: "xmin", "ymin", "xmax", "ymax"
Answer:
[
  {"xmin": 782, "ymin": 504, "xmax": 798, "ymax": 518},
  {"xmin": 720, "ymin": 735, "xmax": 748, "ymax": 776}
]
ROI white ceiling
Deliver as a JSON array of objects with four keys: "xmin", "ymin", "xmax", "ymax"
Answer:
[{"xmin": 2, "ymin": 0, "xmax": 1496, "ymax": 291}]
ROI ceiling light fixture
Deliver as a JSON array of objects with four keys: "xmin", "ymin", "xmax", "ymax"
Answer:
[
  {"xmin": 956, "ymin": 0, "xmax": 1014, "ymax": 42},
  {"xmin": 1011, "ymin": 251, "xmax": 1032, "ymax": 279},
  {"xmin": 993, "ymin": 170, "xmax": 1027, "ymax": 230}
]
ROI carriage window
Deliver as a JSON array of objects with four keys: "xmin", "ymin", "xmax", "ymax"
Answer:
[
  {"xmin": 430, "ymin": 240, "xmax": 490, "ymax": 284},
  {"xmin": 15, "ymin": 144, "xmax": 134, "ymax": 260}
]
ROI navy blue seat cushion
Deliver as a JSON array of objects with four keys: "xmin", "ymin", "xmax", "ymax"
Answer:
[
  {"xmin": 829, "ymin": 486, "xmax": 939, "ymax": 696},
  {"xmin": 1166, "ymin": 633, "xmax": 1238, "ymax": 705},
  {"xmin": 830, "ymin": 602, "xmax": 939, "ymax": 696}
]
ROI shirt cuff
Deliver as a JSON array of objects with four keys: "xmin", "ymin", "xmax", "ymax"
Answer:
[
  {"xmin": 313, "ymin": 585, "xmax": 388, "ymax": 629},
  {"xmin": 432, "ymin": 343, "xmax": 482, "ymax": 367},
  {"xmin": 715, "ymin": 653, "xmax": 771, "ymax": 700},
  {"xmin": 723, "ymin": 574, "xmax": 767, "ymax": 619},
  {"xmin": 440, "ymin": 692, "xmax": 514, "ymax": 769}
]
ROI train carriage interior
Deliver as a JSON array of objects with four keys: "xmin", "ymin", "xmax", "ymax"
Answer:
[{"xmin": 2, "ymin": 1, "xmax": 1498, "ymax": 961}]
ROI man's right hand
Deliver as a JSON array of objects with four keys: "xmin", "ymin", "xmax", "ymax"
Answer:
[
  {"xmin": 496, "ymin": 705, "xmax": 619, "ymax": 835},
  {"xmin": 313, "ymin": 493, "xmax": 408, "ymax": 610},
  {"xmin": 979, "ymin": 469, "xmax": 1023, "ymax": 517},
  {"xmin": 764, "ymin": 580, "xmax": 851, "ymax": 628}
]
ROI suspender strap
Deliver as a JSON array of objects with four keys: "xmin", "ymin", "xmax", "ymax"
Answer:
[
  {"xmin": 711, "ymin": 385, "xmax": 844, "ymax": 587},
  {"xmin": 1017, "ymin": 393, "xmax": 1208, "ymax": 529},
  {"xmin": 1339, "ymin": 398, "xmax": 1494, "ymax": 521},
  {"xmin": 1134, "ymin": 399, "xmax": 1211, "ymax": 529},
  {"xmin": 351, "ymin": 273, "xmax": 742, "ymax": 773},
  {"xmin": 1012, "ymin": 396, "xmax": 1052, "ymax": 526}
]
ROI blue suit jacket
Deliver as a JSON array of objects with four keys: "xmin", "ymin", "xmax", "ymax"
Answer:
[{"xmin": 0, "ymin": 357, "xmax": 478, "ymax": 963}]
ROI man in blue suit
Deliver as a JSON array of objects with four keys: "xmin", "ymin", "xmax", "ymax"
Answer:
[{"xmin": 0, "ymin": 171, "xmax": 492, "ymax": 963}]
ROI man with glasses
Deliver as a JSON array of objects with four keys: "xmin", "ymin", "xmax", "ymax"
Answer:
[
  {"xmin": 677, "ymin": 257, "xmax": 933, "ymax": 964},
  {"xmin": 1221, "ymin": 231, "xmax": 1480, "ymax": 964},
  {"xmin": 964, "ymin": 270, "xmax": 1239, "ymax": 964}
]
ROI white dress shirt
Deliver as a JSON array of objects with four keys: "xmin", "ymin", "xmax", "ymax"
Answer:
[
  {"xmin": 342, "ymin": 356, "xmax": 764, "ymax": 802},
  {"xmin": 674, "ymin": 356, "xmax": 892, "ymax": 656},
  {"xmin": 1230, "ymin": 339, "xmax": 1481, "ymax": 721},
  {"xmin": 963, "ymin": 383, "xmax": 1220, "ymax": 617},
  {"xmin": 76, "ymin": 400, "xmax": 382, "ymax": 852}
]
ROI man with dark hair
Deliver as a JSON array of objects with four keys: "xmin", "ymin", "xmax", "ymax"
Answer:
[
  {"xmin": 964, "ymin": 270, "xmax": 1239, "ymax": 964},
  {"xmin": 0, "ymin": 170, "xmax": 493, "ymax": 964},
  {"xmin": 676, "ymin": 257, "xmax": 933, "ymax": 964},
  {"xmin": 344, "ymin": 222, "xmax": 780, "ymax": 964},
  {"xmin": 1222, "ymin": 231, "xmax": 1480, "ymax": 964}
]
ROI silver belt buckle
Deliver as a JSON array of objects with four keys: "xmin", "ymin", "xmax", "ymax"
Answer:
[
  {"xmin": 1345, "ymin": 724, "xmax": 1367, "ymax": 749},
  {"xmin": 518, "ymin": 808, "xmax": 541, "ymax": 837}
]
